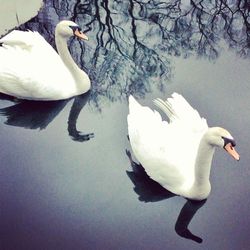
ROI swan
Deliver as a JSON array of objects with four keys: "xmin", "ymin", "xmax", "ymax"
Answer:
[
  {"xmin": 0, "ymin": 20, "xmax": 90, "ymax": 100},
  {"xmin": 127, "ymin": 93, "xmax": 240, "ymax": 200}
]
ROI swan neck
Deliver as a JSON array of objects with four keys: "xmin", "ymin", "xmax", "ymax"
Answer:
[
  {"xmin": 55, "ymin": 33, "xmax": 79, "ymax": 74},
  {"xmin": 55, "ymin": 32, "xmax": 90, "ymax": 93},
  {"xmin": 194, "ymin": 136, "xmax": 215, "ymax": 186}
]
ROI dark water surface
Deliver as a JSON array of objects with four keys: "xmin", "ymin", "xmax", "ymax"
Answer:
[{"xmin": 1, "ymin": 1, "xmax": 250, "ymax": 250}]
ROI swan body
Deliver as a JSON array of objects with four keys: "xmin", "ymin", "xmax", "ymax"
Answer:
[
  {"xmin": 0, "ymin": 20, "xmax": 90, "ymax": 100},
  {"xmin": 127, "ymin": 93, "xmax": 240, "ymax": 200}
]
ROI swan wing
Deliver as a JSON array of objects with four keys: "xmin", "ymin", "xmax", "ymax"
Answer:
[
  {"xmin": 153, "ymin": 93, "xmax": 208, "ymax": 132},
  {"xmin": 0, "ymin": 30, "xmax": 74, "ymax": 100},
  {"xmin": 127, "ymin": 94, "xmax": 208, "ymax": 193}
]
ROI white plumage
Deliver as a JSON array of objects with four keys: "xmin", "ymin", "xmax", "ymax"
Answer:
[
  {"xmin": 128, "ymin": 93, "xmax": 239, "ymax": 200},
  {"xmin": 0, "ymin": 20, "xmax": 90, "ymax": 100}
]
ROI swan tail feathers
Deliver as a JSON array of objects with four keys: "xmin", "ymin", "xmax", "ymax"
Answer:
[
  {"xmin": 128, "ymin": 95, "xmax": 161, "ymax": 122},
  {"xmin": 128, "ymin": 95, "xmax": 142, "ymax": 113},
  {"xmin": 128, "ymin": 96, "xmax": 141, "ymax": 143},
  {"xmin": 128, "ymin": 95, "xmax": 162, "ymax": 148}
]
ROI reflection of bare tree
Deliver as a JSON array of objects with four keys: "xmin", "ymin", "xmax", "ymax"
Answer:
[
  {"xmin": 19, "ymin": 0, "xmax": 249, "ymax": 109},
  {"xmin": 129, "ymin": 0, "xmax": 249, "ymax": 58}
]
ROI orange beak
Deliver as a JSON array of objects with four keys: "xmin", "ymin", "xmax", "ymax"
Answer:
[
  {"xmin": 224, "ymin": 143, "xmax": 240, "ymax": 161},
  {"xmin": 74, "ymin": 29, "xmax": 88, "ymax": 40}
]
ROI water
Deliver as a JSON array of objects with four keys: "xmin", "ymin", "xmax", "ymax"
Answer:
[{"xmin": 0, "ymin": 1, "xmax": 249, "ymax": 249}]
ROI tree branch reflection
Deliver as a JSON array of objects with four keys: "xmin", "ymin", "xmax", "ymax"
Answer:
[{"xmin": 18, "ymin": 0, "xmax": 249, "ymax": 109}]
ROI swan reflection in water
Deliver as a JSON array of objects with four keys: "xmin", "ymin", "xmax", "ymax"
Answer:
[
  {"xmin": 126, "ymin": 149, "xmax": 206, "ymax": 244},
  {"xmin": 0, "ymin": 92, "xmax": 94, "ymax": 142}
]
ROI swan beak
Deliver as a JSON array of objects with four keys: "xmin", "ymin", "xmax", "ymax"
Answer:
[
  {"xmin": 224, "ymin": 143, "xmax": 240, "ymax": 161},
  {"xmin": 74, "ymin": 29, "xmax": 88, "ymax": 40}
]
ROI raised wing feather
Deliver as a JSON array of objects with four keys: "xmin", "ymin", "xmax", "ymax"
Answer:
[
  {"xmin": 128, "ymin": 94, "xmax": 208, "ymax": 193},
  {"xmin": 153, "ymin": 93, "xmax": 208, "ymax": 132},
  {"xmin": 0, "ymin": 30, "xmax": 74, "ymax": 100}
]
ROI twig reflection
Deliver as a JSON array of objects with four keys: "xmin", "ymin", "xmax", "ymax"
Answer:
[{"xmin": 18, "ymin": 0, "xmax": 249, "ymax": 109}]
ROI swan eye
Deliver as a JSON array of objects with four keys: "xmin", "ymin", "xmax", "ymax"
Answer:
[
  {"xmin": 222, "ymin": 136, "xmax": 236, "ymax": 148},
  {"xmin": 69, "ymin": 25, "xmax": 80, "ymax": 32}
]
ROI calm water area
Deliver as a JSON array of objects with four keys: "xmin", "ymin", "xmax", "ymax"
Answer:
[{"xmin": 0, "ymin": 1, "xmax": 250, "ymax": 249}]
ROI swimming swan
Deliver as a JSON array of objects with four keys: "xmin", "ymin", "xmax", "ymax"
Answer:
[
  {"xmin": 0, "ymin": 20, "xmax": 90, "ymax": 100},
  {"xmin": 127, "ymin": 93, "xmax": 240, "ymax": 200}
]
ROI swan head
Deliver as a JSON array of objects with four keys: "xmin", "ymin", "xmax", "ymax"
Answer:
[
  {"xmin": 55, "ymin": 20, "xmax": 88, "ymax": 40},
  {"xmin": 205, "ymin": 127, "xmax": 240, "ymax": 161}
]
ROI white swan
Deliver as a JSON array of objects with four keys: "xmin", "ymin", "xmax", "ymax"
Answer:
[
  {"xmin": 0, "ymin": 20, "xmax": 90, "ymax": 100},
  {"xmin": 127, "ymin": 93, "xmax": 240, "ymax": 200}
]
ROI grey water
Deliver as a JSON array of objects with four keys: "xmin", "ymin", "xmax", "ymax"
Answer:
[{"xmin": 0, "ymin": 1, "xmax": 249, "ymax": 249}]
